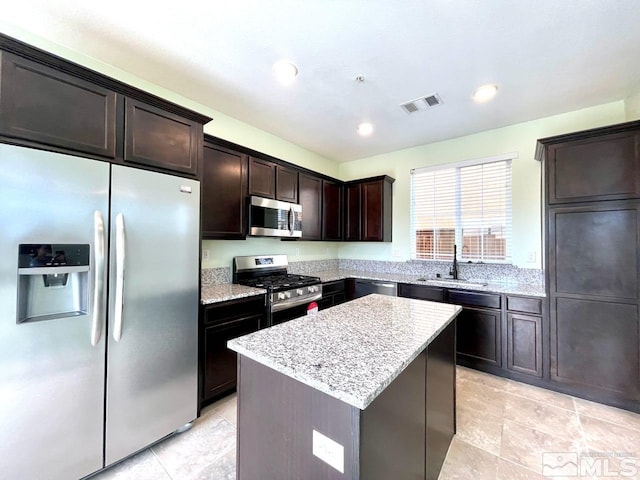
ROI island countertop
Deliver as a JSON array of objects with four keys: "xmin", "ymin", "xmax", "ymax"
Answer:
[{"xmin": 227, "ymin": 294, "xmax": 461, "ymax": 409}]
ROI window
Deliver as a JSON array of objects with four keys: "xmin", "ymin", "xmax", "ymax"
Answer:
[{"xmin": 410, "ymin": 155, "xmax": 513, "ymax": 263}]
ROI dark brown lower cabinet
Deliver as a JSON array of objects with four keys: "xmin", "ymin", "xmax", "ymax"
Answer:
[
  {"xmin": 200, "ymin": 296, "xmax": 266, "ymax": 408},
  {"xmin": 456, "ymin": 306, "xmax": 502, "ymax": 368},
  {"xmin": 319, "ymin": 280, "xmax": 346, "ymax": 310},
  {"xmin": 507, "ymin": 312, "xmax": 542, "ymax": 377}
]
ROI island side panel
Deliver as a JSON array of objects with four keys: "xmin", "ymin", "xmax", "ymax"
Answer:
[
  {"xmin": 359, "ymin": 350, "xmax": 427, "ymax": 480},
  {"xmin": 426, "ymin": 320, "xmax": 457, "ymax": 480},
  {"xmin": 236, "ymin": 355, "xmax": 359, "ymax": 480}
]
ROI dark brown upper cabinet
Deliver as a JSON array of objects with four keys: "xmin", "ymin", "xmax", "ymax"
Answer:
[
  {"xmin": 248, "ymin": 157, "xmax": 298, "ymax": 203},
  {"xmin": 298, "ymin": 173, "xmax": 322, "ymax": 240},
  {"xmin": 124, "ymin": 98, "xmax": 201, "ymax": 176},
  {"xmin": 0, "ymin": 51, "xmax": 116, "ymax": 158},
  {"xmin": 344, "ymin": 176, "xmax": 394, "ymax": 242},
  {"xmin": 543, "ymin": 128, "xmax": 640, "ymax": 205},
  {"xmin": 344, "ymin": 183, "xmax": 362, "ymax": 241},
  {"xmin": 0, "ymin": 36, "xmax": 211, "ymax": 178},
  {"xmin": 322, "ymin": 180, "xmax": 343, "ymax": 241},
  {"xmin": 249, "ymin": 157, "xmax": 276, "ymax": 198},
  {"xmin": 276, "ymin": 165, "xmax": 298, "ymax": 203},
  {"xmin": 201, "ymin": 143, "xmax": 248, "ymax": 239}
]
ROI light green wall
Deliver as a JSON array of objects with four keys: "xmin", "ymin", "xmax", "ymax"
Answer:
[
  {"xmin": 626, "ymin": 92, "xmax": 640, "ymax": 121},
  {"xmin": 338, "ymin": 101, "xmax": 627, "ymax": 268},
  {"xmin": 0, "ymin": 23, "xmax": 342, "ymax": 269}
]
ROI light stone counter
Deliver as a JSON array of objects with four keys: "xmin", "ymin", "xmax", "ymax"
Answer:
[
  {"xmin": 201, "ymin": 284, "xmax": 266, "ymax": 305},
  {"xmin": 313, "ymin": 269, "xmax": 546, "ymax": 297},
  {"xmin": 228, "ymin": 294, "xmax": 461, "ymax": 409}
]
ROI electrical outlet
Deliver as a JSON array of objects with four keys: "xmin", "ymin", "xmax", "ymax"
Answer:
[
  {"xmin": 202, "ymin": 249, "xmax": 210, "ymax": 261},
  {"xmin": 527, "ymin": 251, "xmax": 537, "ymax": 263},
  {"xmin": 295, "ymin": 248, "xmax": 300, "ymax": 256},
  {"xmin": 392, "ymin": 249, "xmax": 402, "ymax": 259},
  {"xmin": 312, "ymin": 430, "xmax": 344, "ymax": 473}
]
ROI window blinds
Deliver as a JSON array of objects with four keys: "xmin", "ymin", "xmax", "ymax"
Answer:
[{"xmin": 410, "ymin": 158, "xmax": 512, "ymax": 263}]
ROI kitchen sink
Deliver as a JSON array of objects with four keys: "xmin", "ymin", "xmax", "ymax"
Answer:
[{"xmin": 416, "ymin": 277, "xmax": 487, "ymax": 288}]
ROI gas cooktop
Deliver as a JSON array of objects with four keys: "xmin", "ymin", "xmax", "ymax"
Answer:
[{"xmin": 241, "ymin": 273, "xmax": 321, "ymax": 292}]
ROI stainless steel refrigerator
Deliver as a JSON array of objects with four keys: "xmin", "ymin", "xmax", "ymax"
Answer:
[{"xmin": 0, "ymin": 143, "xmax": 200, "ymax": 479}]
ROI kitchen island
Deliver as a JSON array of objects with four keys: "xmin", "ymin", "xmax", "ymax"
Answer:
[{"xmin": 228, "ymin": 294, "xmax": 462, "ymax": 480}]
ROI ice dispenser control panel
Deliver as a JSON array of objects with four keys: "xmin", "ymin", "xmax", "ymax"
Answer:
[{"xmin": 17, "ymin": 244, "xmax": 91, "ymax": 323}]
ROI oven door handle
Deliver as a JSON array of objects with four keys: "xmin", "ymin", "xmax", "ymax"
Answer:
[{"xmin": 271, "ymin": 293, "xmax": 323, "ymax": 312}]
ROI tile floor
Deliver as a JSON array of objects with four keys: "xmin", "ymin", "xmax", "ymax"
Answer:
[{"xmin": 91, "ymin": 367, "xmax": 640, "ymax": 480}]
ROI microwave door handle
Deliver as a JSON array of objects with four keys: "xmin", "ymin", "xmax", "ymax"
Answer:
[{"xmin": 288, "ymin": 207, "xmax": 293, "ymax": 236}]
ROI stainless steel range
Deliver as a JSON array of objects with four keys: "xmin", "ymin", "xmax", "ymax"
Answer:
[{"xmin": 233, "ymin": 255, "xmax": 322, "ymax": 326}]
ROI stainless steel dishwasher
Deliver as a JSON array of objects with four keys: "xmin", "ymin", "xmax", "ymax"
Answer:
[{"xmin": 353, "ymin": 279, "xmax": 398, "ymax": 298}]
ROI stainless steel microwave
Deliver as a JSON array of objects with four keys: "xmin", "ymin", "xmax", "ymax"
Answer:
[{"xmin": 248, "ymin": 196, "xmax": 302, "ymax": 238}]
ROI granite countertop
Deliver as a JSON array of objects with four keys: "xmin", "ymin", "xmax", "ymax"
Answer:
[
  {"xmin": 313, "ymin": 269, "xmax": 546, "ymax": 297},
  {"xmin": 201, "ymin": 284, "xmax": 267, "ymax": 305},
  {"xmin": 228, "ymin": 294, "xmax": 461, "ymax": 410}
]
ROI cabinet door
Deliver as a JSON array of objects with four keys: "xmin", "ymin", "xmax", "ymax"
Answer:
[
  {"xmin": 249, "ymin": 157, "xmax": 276, "ymax": 198},
  {"xmin": 456, "ymin": 307, "xmax": 502, "ymax": 367},
  {"xmin": 345, "ymin": 183, "xmax": 362, "ymax": 241},
  {"xmin": 550, "ymin": 204, "xmax": 638, "ymax": 299},
  {"xmin": 507, "ymin": 313, "xmax": 542, "ymax": 377},
  {"xmin": 276, "ymin": 165, "xmax": 298, "ymax": 203},
  {"xmin": 124, "ymin": 98, "xmax": 200, "ymax": 176},
  {"xmin": 548, "ymin": 201, "xmax": 640, "ymax": 404},
  {"xmin": 298, "ymin": 173, "xmax": 322, "ymax": 240},
  {"xmin": 0, "ymin": 51, "xmax": 116, "ymax": 158},
  {"xmin": 322, "ymin": 180, "xmax": 343, "ymax": 240},
  {"xmin": 361, "ymin": 179, "xmax": 384, "ymax": 241},
  {"xmin": 547, "ymin": 131, "xmax": 640, "ymax": 204},
  {"xmin": 203, "ymin": 316, "xmax": 262, "ymax": 403},
  {"xmin": 551, "ymin": 297, "xmax": 639, "ymax": 400},
  {"xmin": 202, "ymin": 144, "xmax": 248, "ymax": 239}
]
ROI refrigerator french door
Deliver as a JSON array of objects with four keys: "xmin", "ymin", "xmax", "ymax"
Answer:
[{"xmin": 0, "ymin": 143, "xmax": 199, "ymax": 480}]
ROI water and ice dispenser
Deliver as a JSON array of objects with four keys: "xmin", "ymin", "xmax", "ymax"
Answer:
[{"xmin": 17, "ymin": 244, "xmax": 91, "ymax": 323}]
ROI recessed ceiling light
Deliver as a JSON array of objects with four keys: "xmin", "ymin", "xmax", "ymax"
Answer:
[
  {"xmin": 358, "ymin": 122, "xmax": 374, "ymax": 136},
  {"xmin": 472, "ymin": 84, "xmax": 499, "ymax": 103},
  {"xmin": 272, "ymin": 60, "xmax": 298, "ymax": 85}
]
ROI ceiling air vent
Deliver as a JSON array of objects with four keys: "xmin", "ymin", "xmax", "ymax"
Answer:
[{"xmin": 400, "ymin": 93, "xmax": 444, "ymax": 114}]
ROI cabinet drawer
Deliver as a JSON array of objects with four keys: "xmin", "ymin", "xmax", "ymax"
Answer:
[
  {"xmin": 506, "ymin": 295, "xmax": 543, "ymax": 315},
  {"xmin": 448, "ymin": 290, "xmax": 501, "ymax": 309},
  {"xmin": 203, "ymin": 295, "xmax": 266, "ymax": 326},
  {"xmin": 322, "ymin": 279, "xmax": 346, "ymax": 296},
  {"xmin": 398, "ymin": 283, "xmax": 445, "ymax": 302}
]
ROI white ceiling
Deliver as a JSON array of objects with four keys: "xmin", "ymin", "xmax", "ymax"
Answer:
[{"xmin": 2, "ymin": 0, "xmax": 640, "ymax": 162}]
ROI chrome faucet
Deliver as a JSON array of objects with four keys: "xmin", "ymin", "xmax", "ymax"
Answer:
[{"xmin": 450, "ymin": 244, "xmax": 459, "ymax": 280}]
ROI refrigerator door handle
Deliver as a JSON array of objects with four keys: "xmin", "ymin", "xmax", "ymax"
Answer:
[
  {"xmin": 91, "ymin": 210, "xmax": 105, "ymax": 346},
  {"xmin": 113, "ymin": 213, "xmax": 126, "ymax": 342}
]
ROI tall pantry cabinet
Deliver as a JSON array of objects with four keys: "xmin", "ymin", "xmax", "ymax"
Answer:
[{"xmin": 538, "ymin": 120, "xmax": 640, "ymax": 412}]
